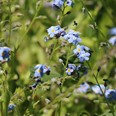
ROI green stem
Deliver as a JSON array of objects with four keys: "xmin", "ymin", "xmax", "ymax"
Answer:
[
  {"xmin": 48, "ymin": 39, "xmax": 60, "ymax": 64},
  {"xmin": 16, "ymin": 1, "xmax": 42, "ymax": 51},
  {"xmin": 8, "ymin": 0, "xmax": 11, "ymax": 45},
  {"xmin": 80, "ymin": 0, "xmax": 106, "ymax": 38},
  {"xmin": 65, "ymin": 54, "xmax": 75, "ymax": 67},
  {"xmin": 86, "ymin": 61, "xmax": 115, "ymax": 116},
  {"xmin": 58, "ymin": 86, "xmax": 62, "ymax": 116},
  {"xmin": 60, "ymin": 3, "xmax": 67, "ymax": 25}
]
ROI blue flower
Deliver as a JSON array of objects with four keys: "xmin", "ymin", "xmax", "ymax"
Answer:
[
  {"xmin": 8, "ymin": 104, "xmax": 16, "ymax": 111},
  {"xmin": 73, "ymin": 45, "xmax": 89, "ymax": 55},
  {"xmin": 64, "ymin": 30, "xmax": 81, "ymax": 45},
  {"xmin": 53, "ymin": 0, "xmax": 64, "ymax": 8},
  {"xmin": 105, "ymin": 89, "xmax": 116, "ymax": 101},
  {"xmin": 66, "ymin": 64, "xmax": 76, "ymax": 75},
  {"xmin": 66, "ymin": 68, "xmax": 74, "ymax": 75},
  {"xmin": 33, "ymin": 64, "xmax": 51, "ymax": 78},
  {"xmin": 68, "ymin": 64, "xmax": 76, "ymax": 70},
  {"xmin": 73, "ymin": 45, "xmax": 90, "ymax": 62},
  {"xmin": 66, "ymin": 0, "xmax": 74, "ymax": 7},
  {"xmin": 78, "ymin": 51, "xmax": 90, "ymax": 62},
  {"xmin": 0, "ymin": 47, "xmax": 11, "ymax": 63},
  {"xmin": 77, "ymin": 82, "xmax": 90, "ymax": 93},
  {"xmin": 47, "ymin": 25, "xmax": 65, "ymax": 38},
  {"xmin": 109, "ymin": 27, "xmax": 116, "ymax": 35},
  {"xmin": 34, "ymin": 64, "xmax": 44, "ymax": 77},
  {"xmin": 91, "ymin": 84, "xmax": 105, "ymax": 95},
  {"xmin": 109, "ymin": 36, "xmax": 116, "ymax": 45}
]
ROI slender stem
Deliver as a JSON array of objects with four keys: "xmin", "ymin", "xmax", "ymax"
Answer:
[
  {"xmin": 65, "ymin": 54, "xmax": 75, "ymax": 67},
  {"xmin": 8, "ymin": 0, "xmax": 11, "ymax": 45},
  {"xmin": 16, "ymin": 1, "xmax": 42, "ymax": 51},
  {"xmin": 80, "ymin": 0, "xmax": 106, "ymax": 38},
  {"xmin": 86, "ymin": 61, "xmax": 115, "ymax": 116},
  {"xmin": 58, "ymin": 86, "xmax": 62, "ymax": 116},
  {"xmin": 48, "ymin": 39, "xmax": 60, "ymax": 65}
]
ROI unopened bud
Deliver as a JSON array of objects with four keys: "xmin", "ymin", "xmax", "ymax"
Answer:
[{"xmin": 97, "ymin": 66, "xmax": 101, "ymax": 72}]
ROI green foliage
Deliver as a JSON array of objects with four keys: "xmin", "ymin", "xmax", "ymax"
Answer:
[{"xmin": 0, "ymin": 0, "xmax": 116, "ymax": 116}]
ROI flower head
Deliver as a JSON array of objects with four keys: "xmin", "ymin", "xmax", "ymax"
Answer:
[
  {"xmin": 77, "ymin": 82, "xmax": 90, "ymax": 93},
  {"xmin": 8, "ymin": 104, "xmax": 16, "ymax": 111},
  {"xmin": 47, "ymin": 25, "xmax": 65, "ymax": 38},
  {"xmin": 73, "ymin": 45, "xmax": 89, "ymax": 55},
  {"xmin": 91, "ymin": 84, "xmax": 105, "ymax": 95},
  {"xmin": 105, "ymin": 89, "xmax": 116, "ymax": 101},
  {"xmin": 66, "ymin": 64, "xmax": 76, "ymax": 75},
  {"xmin": 0, "ymin": 47, "xmax": 11, "ymax": 63},
  {"xmin": 109, "ymin": 36, "xmax": 116, "ymax": 45},
  {"xmin": 64, "ymin": 30, "xmax": 81, "ymax": 45},
  {"xmin": 33, "ymin": 64, "xmax": 51, "ymax": 78},
  {"xmin": 78, "ymin": 51, "xmax": 90, "ymax": 62},
  {"xmin": 53, "ymin": 0, "xmax": 64, "ymax": 8},
  {"xmin": 73, "ymin": 45, "xmax": 90, "ymax": 62},
  {"xmin": 109, "ymin": 27, "xmax": 116, "ymax": 36}
]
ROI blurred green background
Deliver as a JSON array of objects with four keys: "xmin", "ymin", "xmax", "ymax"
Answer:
[{"xmin": 0, "ymin": 0, "xmax": 116, "ymax": 115}]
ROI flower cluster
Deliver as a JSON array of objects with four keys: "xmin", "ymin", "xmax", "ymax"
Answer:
[
  {"xmin": 73, "ymin": 45, "xmax": 90, "ymax": 62},
  {"xmin": 65, "ymin": 64, "xmax": 88, "ymax": 76},
  {"xmin": 29, "ymin": 64, "xmax": 51, "ymax": 89},
  {"xmin": 109, "ymin": 27, "xmax": 116, "ymax": 46},
  {"xmin": 53, "ymin": 0, "xmax": 74, "ymax": 8},
  {"xmin": 64, "ymin": 30, "xmax": 81, "ymax": 45},
  {"xmin": 47, "ymin": 26, "xmax": 82, "ymax": 45},
  {"xmin": 47, "ymin": 25, "xmax": 91, "ymax": 62},
  {"xmin": 0, "ymin": 47, "xmax": 11, "ymax": 63},
  {"xmin": 75, "ymin": 82, "xmax": 116, "ymax": 102}
]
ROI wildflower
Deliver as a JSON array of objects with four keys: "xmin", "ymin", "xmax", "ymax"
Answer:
[
  {"xmin": 0, "ymin": 47, "xmax": 11, "ymax": 63},
  {"xmin": 66, "ymin": 64, "xmax": 76, "ymax": 75},
  {"xmin": 78, "ymin": 51, "xmax": 90, "ymax": 62},
  {"xmin": 34, "ymin": 64, "xmax": 44, "ymax": 77},
  {"xmin": 73, "ymin": 45, "xmax": 89, "ymax": 55},
  {"xmin": 8, "ymin": 104, "xmax": 16, "ymax": 111},
  {"xmin": 91, "ymin": 84, "xmax": 105, "ymax": 95},
  {"xmin": 68, "ymin": 64, "xmax": 76, "ymax": 70},
  {"xmin": 53, "ymin": 0, "xmax": 64, "ymax": 8},
  {"xmin": 73, "ymin": 45, "xmax": 90, "ymax": 62},
  {"xmin": 108, "ymin": 36, "xmax": 116, "ymax": 45},
  {"xmin": 105, "ymin": 89, "xmax": 116, "ymax": 101},
  {"xmin": 77, "ymin": 82, "xmax": 90, "ymax": 93},
  {"xmin": 64, "ymin": 30, "xmax": 81, "ymax": 45},
  {"xmin": 109, "ymin": 27, "xmax": 116, "ymax": 35},
  {"xmin": 33, "ymin": 64, "xmax": 51, "ymax": 77},
  {"xmin": 66, "ymin": 0, "xmax": 74, "ymax": 7},
  {"xmin": 47, "ymin": 25, "xmax": 65, "ymax": 38}
]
